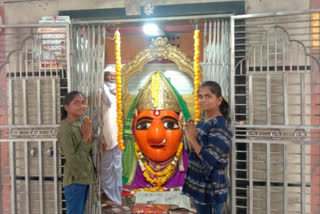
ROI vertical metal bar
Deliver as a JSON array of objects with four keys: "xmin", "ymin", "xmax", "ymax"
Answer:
[
  {"xmin": 208, "ymin": 21, "xmax": 212, "ymax": 64},
  {"xmin": 283, "ymin": 144, "xmax": 288, "ymax": 214},
  {"xmin": 204, "ymin": 21, "xmax": 207, "ymax": 63},
  {"xmin": 24, "ymin": 140, "xmax": 30, "ymax": 214},
  {"xmin": 283, "ymin": 72, "xmax": 288, "ymax": 125},
  {"xmin": 230, "ymin": 16, "xmax": 236, "ymax": 214},
  {"xmin": 95, "ymin": 25, "xmax": 100, "ymax": 113},
  {"xmin": 66, "ymin": 24, "xmax": 71, "ymax": 92},
  {"xmin": 52, "ymin": 79, "xmax": 57, "ymax": 124},
  {"xmin": 300, "ymin": 73, "xmax": 305, "ymax": 125},
  {"xmin": 296, "ymin": 43, "xmax": 300, "ymax": 71},
  {"xmin": 249, "ymin": 143, "xmax": 253, "ymax": 214},
  {"xmin": 253, "ymin": 46, "xmax": 256, "ymax": 73},
  {"xmin": 53, "ymin": 140, "xmax": 58, "ymax": 214},
  {"xmin": 260, "ymin": 44, "xmax": 263, "ymax": 73},
  {"xmin": 274, "ymin": 29, "xmax": 277, "ymax": 72},
  {"xmin": 266, "ymin": 33, "xmax": 271, "ymax": 125},
  {"xmin": 39, "ymin": 34, "xmax": 42, "ymax": 77},
  {"xmin": 38, "ymin": 140, "xmax": 44, "ymax": 214},
  {"xmin": 37, "ymin": 79, "xmax": 41, "ymax": 125},
  {"xmin": 266, "ymin": 143, "xmax": 271, "ymax": 214},
  {"xmin": 216, "ymin": 19, "xmax": 221, "ymax": 79},
  {"xmin": 290, "ymin": 41, "xmax": 293, "ymax": 72},
  {"xmin": 301, "ymin": 144, "xmax": 306, "ymax": 214},
  {"xmin": 266, "ymin": 73, "xmax": 271, "ymax": 125},
  {"xmin": 25, "ymin": 40, "xmax": 28, "ymax": 78},
  {"xmin": 8, "ymin": 79, "xmax": 13, "ymax": 125},
  {"xmin": 78, "ymin": 25, "xmax": 84, "ymax": 92},
  {"xmin": 23, "ymin": 79, "xmax": 27, "ymax": 125},
  {"xmin": 10, "ymin": 141, "xmax": 17, "ymax": 214},
  {"xmin": 283, "ymin": 32, "xmax": 288, "ymax": 126},
  {"xmin": 19, "ymin": 47, "xmax": 23, "ymax": 77},
  {"xmin": 32, "ymin": 36, "xmax": 35, "ymax": 77},
  {"xmin": 267, "ymin": 33, "xmax": 270, "ymax": 72},
  {"xmin": 249, "ymin": 74, "xmax": 254, "ymax": 125},
  {"xmin": 78, "ymin": 25, "xmax": 83, "ymax": 92},
  {"xmin": 50, "ymin": 54, "xmax": 53, "ymax": 78},
  {"xmin": 90, "ymin": 25, "xmax": 95, "ymax": 114}
]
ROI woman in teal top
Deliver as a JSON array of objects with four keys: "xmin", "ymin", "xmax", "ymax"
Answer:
[{"xmin": 57, "ymin": 91, "xmax": 94, "ymax": 214}]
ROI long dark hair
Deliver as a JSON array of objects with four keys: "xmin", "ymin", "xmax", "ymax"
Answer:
[
  {"xmin": 199, "ymin": 81, "xmax": 231, "ymax": 124},
  {"xmin": 61, "ymin": 91, "xmax": 85, "ymax": 120}
]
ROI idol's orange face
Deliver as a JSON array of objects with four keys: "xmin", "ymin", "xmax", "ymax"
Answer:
[{"xmin": 134, "ymin": 110, "xmax": 182, "ymax": 162}]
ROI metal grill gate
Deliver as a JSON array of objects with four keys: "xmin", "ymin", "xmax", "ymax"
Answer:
[
  {"xmin": 70, "ymin": 24, "xmax": 106, "ymax": 214},
  {"xmin": 0, "ymin": 24, "xmax": 70, "ymax": 214},
  {"xmin": 230, "ymin": 11, "xmax": 320, "ymax": 214}
]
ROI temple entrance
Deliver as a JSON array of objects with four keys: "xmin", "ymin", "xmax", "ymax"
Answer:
[
  {"xmin": 0, "ymin": 9, "xmax": 319, "ymax": 214},
  {"xmin": 71, "ymin": 15, "xmax": 232, "ymax": 213}
]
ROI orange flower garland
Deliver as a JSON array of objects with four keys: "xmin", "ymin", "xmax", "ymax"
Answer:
[
  {"xmin": 194, "ymin": 26, "xmax": 201, "ymax": 123},
  {"xmin": 115, "ymin": 30, "xmax": 125, "ymax": 150}
]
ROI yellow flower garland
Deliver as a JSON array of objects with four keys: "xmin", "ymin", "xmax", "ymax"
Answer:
[
  {"xmin": 134, "ymin": 142, "xmax": 184, "ymax": 187},
  {"xmin": 194, "ymin": 27, "xmax": 201, "ymax": 124},
  {"xmin": 115, "ymin": 30, "xmax": 125, "ymax": 150},
  {"xmin": 132, "ymin": 186, "xmax": 167, "ymax": 194}
]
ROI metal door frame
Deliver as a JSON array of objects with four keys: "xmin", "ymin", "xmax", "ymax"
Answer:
[{"xmin": 230, "ymin": 10, "xmax": 320, "ymax": 214}]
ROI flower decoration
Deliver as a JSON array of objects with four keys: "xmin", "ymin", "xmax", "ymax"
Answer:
[
  {"xmin": 115, "ymin": 30, "xmax": 125, "ymax": 150},
  {"xmin": 134, "ymin": 141, "xmax": 184, "ymax": 187},
  {"xmin": 194, "ymin": 27, "xmax": 201, "ymax": 124}
]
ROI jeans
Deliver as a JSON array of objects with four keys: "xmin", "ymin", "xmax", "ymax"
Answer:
[
  {"xmin": 64, "ymin": 184, "xmax": 89, "ymax": 214},
  {"xmin": 194, "ymin": 202, "xmax": 223, "ymax": 214}
]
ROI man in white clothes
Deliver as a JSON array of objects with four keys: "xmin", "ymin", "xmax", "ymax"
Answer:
[{"xmin": 101, "ymin": 65, "xmax": 122, "ymax": 207}]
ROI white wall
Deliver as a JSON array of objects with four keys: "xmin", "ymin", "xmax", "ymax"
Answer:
[
  {"xmin": 5, "ymin": 1, "xmax": 58, "ymax": 24},
  {"xmin": 246, "ymin": 0, "xmax": 309, "ymax": 13},
  {"xmin": 2, "ymin": 0, "xmax": 312, "ymax": 24}
]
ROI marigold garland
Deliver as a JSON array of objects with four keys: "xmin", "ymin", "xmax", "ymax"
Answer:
[
  {"xmin": 134, "ymin": 142, "xmax": 184, "ymax": 187},
  {"xmin": 132, "ymin": 186, "xmax": 167, "ymax": 194},
  {"xmin": 194, "ymin": 27, "xmax": 201, "ymax": 124},
  {"xmin": 115, "ymin": 30, "xmax": 125, "ymax": 151}
]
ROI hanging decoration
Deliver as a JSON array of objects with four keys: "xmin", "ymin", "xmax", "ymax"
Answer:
[
  {"xmin": 115, "ymin": 30, "xmax": 125, "ymax": 151},
  {"xmin": 193, "ymin": 25, "xmax": 201, "ymax": 123}
]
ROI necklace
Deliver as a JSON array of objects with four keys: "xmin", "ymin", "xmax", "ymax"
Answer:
[{"xmin": 134, "ymin": 142, "xmax": 184, "ymax": 187}]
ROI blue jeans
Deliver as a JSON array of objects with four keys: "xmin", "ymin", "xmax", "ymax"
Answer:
[
  {"xmin": 194, "ymin": 202, "xmax": 223, "ymax": 214},
  {"xmin": 64, "ymin": 184, "xmax": 89, "ymax": 214}
]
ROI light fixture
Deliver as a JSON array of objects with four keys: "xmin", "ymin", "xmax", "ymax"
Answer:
[{"xmin": 143, "ymin": 23, "xmax": 164, "ymax": 36}]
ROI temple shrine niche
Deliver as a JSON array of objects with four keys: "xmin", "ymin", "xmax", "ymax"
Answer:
[{"xmin": 120, "ymin": 37, "xmax": 197, "ymax": 193}]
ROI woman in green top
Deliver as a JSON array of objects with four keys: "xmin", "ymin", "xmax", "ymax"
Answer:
[{"xmin": 57, "ymin": 91, "xmax": 94, "ymax": 214}]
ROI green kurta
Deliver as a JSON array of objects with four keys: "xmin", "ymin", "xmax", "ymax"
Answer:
[{"xmin": 57, "ymin": 120, "xmax": 95, "ymax": 187}]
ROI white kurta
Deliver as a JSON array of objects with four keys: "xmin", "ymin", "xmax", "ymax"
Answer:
[{"xmin": 101, "ymin": 82, "xmax": 122, "ymax": 205}]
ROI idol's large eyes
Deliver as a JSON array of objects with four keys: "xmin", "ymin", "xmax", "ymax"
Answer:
[
  {"xmin": 163, "ymin": 121, "xmax": 179, "ymax": 129},
  {"xmin": 136, "ymin": 121, "xmax": 152, "ymax": 130}
]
